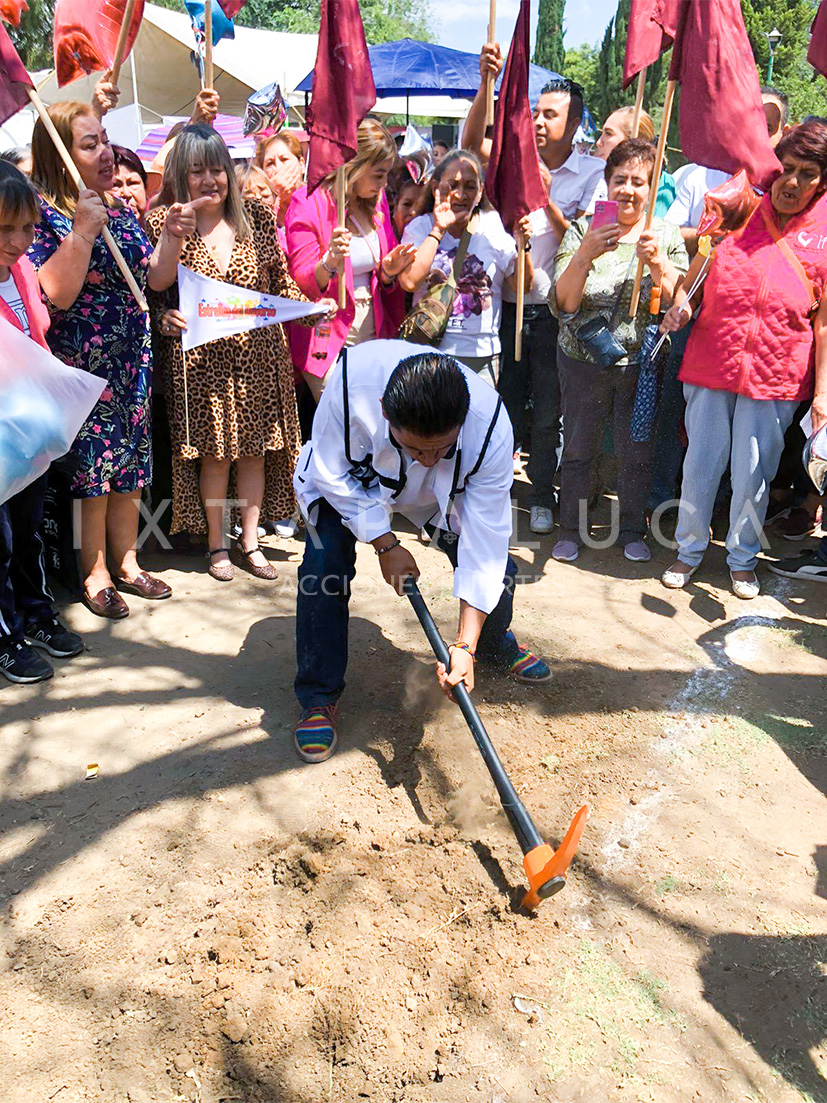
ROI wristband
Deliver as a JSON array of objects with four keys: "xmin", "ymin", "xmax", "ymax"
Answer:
[
  {"xmin": 450, "ymin": 641, "xmax": 476, "ymax": 659},
  {"xmin": 375, "ymin": 537, "xmax": 401, "ymax": 556},
  {"xmin": 426, "ymin": 231, "xmax": 443, "ymax": 245},
  {"xmin": 523, "ymin": 242, "xmax": 532, "ymax": 253}
]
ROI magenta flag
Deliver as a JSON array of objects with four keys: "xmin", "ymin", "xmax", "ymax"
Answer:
[
  {"xmin": 670, "ymin": 0, "xmax": 781, "ymax": 191},
  {"xmin": 623, "ymin": 0, "xmax": 679, "ymax": 88},
  {"xmin": 809, "ymin": 1, "xmax": 827, "ymax": 79},
  {"xmin": 484, "ymin": 0, "xmax": 547, "ymax": 232},
  {"xmin": 0, "ymin": 21, "xmax": 32, "ymax": 127},
  {"xmin": 306, "ymin": 0, "xmax": 376, "ymax": 194}
]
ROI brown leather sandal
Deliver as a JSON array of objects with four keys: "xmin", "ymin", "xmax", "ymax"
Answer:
[
  {"xmin": 230, "ymin": 538, "xmax": 278, "ymax": 580},
  {"xmin": 207, "ymin": 548, "xmax": 234, "ymax": 582}
]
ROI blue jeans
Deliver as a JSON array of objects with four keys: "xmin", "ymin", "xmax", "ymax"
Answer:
[
  {"xmin": 0, "ymin": 474, "xmax": 54, "ymax": 643},
  {"xmin": 295, "ymin": 499, "xmax": 519, "ymax": 709},
  {"xmin": 498, "ymin": 302, "xmax": 562, "ymax": 509},
  {"xmin": 675, "ymin": 385, "xmax": 798, "ymax": 571}
]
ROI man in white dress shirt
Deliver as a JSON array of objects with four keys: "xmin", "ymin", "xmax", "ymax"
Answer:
[{"xmin": 292, "ymin": 340, "xmax": 551, "ymax": 763}]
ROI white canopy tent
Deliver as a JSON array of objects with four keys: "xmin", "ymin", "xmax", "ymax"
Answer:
[{"xmin": 0, "ymin": 4, "xmax": 471, "ymax": 152}]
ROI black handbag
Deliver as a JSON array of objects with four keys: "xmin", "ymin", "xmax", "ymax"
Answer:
[{"xmin": 574, "ymin": 254, "xmax": 637, "ymax": 368}]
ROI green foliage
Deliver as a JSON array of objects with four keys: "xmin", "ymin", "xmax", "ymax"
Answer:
[
  {"xmin": 563, "ymin": 42, "xmax": 599, "ymax": 103},
  {"xmin": 534, "ymin": 0, "xmax": 566, "ymax": 74},
  {"xmin": 235, "ymin": 0, "xmax": 433, "ymax": 42},
  {"xmin": 8, "ymin": 0, "xmax": 55, "ymax": 70},
  {"xmin": 740, "ymin": 0, "xmax": 827, "ymax": 121}
]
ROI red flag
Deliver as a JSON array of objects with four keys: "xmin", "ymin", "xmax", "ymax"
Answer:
[
  {"xmin": 306, "ymin": 0, "xmax": 376, "ymax": 194},
  {"xmin": 0, "ymin": 20, "xmax": 32, "ymax": 126},
  {"xmin": 808, "ymin": 0, "xmax": 827, "ymax": 79},
  {"xmin": 0, "ymin": 1, "xmax": 28, "ymax": 27},
  {"xmin": 670, "ymin": 0, "xmax": 781, "ymax": 190},
  {"xmin": 218, "ymin": 0, "xmax": 246, "ymax": 16},
  {"xmin": 623, "ymin": 0, "xmax": 679, "ymax": 88},
  {"xmin": 484, "ymin": 0, "xmax": 547, "ymax": 232},
  {"xmin": 53, "ymin": 0, "xmax": 145, "ymax": 87}
]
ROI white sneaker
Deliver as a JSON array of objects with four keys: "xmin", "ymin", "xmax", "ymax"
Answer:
[
  {"xmin": 529, "ymin": 506, "xmax": 554, "ymax": 534},
  {"xmin": 730, "ymin": 571, "xmax": 760, "ymax": 600},
  {"xmin": 661, "ymin": 562, "xmax": 698, "ymax": 589},
  {"xmin": 273, "ymin": 517, "xmax": 300, "ymax": 538}
]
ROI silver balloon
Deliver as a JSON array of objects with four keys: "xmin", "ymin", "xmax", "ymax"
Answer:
[
  {"xmin": 398, "ymin": 123, "xmax": 433, "ymax": 184},
  {"xmin": 244, "ymin": 81, "xmax": 288, "ymax": 138}
]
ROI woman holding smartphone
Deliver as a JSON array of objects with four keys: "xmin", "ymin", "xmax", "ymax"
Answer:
[{"xmin": 549, "ymin": 138, "xmax": 687, "ymax": 565}]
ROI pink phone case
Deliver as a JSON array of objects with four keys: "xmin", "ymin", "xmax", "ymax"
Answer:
[{"xmin": 592, "ymin": 200, "xmax": 618, "ymax": 230}]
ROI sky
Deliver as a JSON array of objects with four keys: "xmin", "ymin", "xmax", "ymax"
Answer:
[{"xmin": 434, "ymin": 0, "xmax": 618, "ymax": 56}]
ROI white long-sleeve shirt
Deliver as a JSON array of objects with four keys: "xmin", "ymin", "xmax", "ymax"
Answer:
[{"xmin": 294, "ymin": 340, "xmax": 514, "ymax": 614}]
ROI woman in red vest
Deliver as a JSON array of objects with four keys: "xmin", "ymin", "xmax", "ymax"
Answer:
[{"xmin": 661, "ymin": 121, "xmax": 827, "ymax": 599}]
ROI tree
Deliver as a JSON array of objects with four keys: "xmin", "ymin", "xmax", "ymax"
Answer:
[
  {"xmin": 534, "ymin": 0, "xmax": 565, "ymax": 74},
  {"xmin": 8, "ymin": 0, "xmax": 55, "ymax": 70},
  {"xmin": 563, "ymin": 42, "xmax": 599, "ymax": 104},
  {"xmin": 740, "ymin": 0, "xmax": 827, "ymax": 121}
]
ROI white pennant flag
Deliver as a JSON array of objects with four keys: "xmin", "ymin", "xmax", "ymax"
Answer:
[{"xmin": 178, "ymin": 265, "xmax": 326, "ymax": 352}]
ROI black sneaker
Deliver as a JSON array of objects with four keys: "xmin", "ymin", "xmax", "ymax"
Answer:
[
  {"xmin": 0, "ymin": 641, "xmax": 54, "ymax": 683},
  {"xmin": 767, "ymin": 549, "xmax": 827, "ymax": 583},
  {"xmin": 24, "ymin": 616, "xmax": 84, "ymax": 658}
]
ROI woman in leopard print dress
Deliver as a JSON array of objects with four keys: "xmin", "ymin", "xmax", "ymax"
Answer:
[{"xmin": 146, "ymin": 125, "xmax": 335, "ymax": 581}]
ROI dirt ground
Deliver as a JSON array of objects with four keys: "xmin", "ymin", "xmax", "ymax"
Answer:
[{"xmin": 0, "ymin": 486, "xmax": 825, "ymax": 1103}]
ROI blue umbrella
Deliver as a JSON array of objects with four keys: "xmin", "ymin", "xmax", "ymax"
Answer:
[
  {"xmin": 296, "ymin": 37, "xmax": 564, "ymax": 109},
  {"xmin": 630, "ymin": 286, "xmax": 670, "ymax": 444}
]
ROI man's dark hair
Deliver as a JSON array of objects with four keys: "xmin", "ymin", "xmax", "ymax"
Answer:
[
  {"xmin": 761, "ymin": 85, "xmax": 789, "ymax": 128},
  {"xmin": 538, "ymin": 77, "xmax": 584, "ymax": 126},
  {"xmin": 382, "ymin": 352, "xmax": 470, "ymax": 437}
]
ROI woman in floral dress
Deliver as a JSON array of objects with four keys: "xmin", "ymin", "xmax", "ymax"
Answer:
[{"xmin": 29, "ymin": 101, "xmax": 168, "ymax": 619}]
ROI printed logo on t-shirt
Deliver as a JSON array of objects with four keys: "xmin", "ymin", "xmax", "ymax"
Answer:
[
  {"xmin": 797, "ymin": 230, "xmax": 827, "ymax": 250},
  {"xmin": 0, "ymin": 276, "xmax": 29, "ymax": 335},
  {"xmin": 430, "ymin": 248, "xmax": 493, "ymax": 322}
]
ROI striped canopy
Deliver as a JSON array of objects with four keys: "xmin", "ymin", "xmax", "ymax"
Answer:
[{"xmin": 135, "ymin": 113, "xmax": 255, "ymax": 166}]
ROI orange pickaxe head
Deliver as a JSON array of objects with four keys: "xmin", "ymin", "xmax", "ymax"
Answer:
[{"xmin": 520, "ymin": 804, "xmax": 589, "ymax": 911}]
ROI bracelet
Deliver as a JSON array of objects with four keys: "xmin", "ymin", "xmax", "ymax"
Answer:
[
  {"xmin": 321, "ymin": 254, "xmax": 338, "ymax": 276},
  {"xmin": 450, "ymin": 641, "xmax": 476, "ymax": 659},
  {"xmin": 72, "ymin": 229, "xmax": 97, "ymax": 248},
  {"xmin": 426, "ymin": 231, "xmax": 443, "ymax": 245},
  {"xmin": 375, "ymin": 537, "xmax": 401, "ymax": 556},
  {"xmin": 523, "ymin": 242, "xmax": 532, "ymax": 254}
]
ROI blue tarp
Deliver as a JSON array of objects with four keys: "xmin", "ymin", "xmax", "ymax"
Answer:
[{"xmin": 296, "ymin": 37, "xmax": 562, "ymax": 107}]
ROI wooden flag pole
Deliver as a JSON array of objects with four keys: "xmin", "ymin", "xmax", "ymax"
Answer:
[
  {"xmin": 27, "ymin": 88, "xmax": 148, "ymax": 313},
  {"xmin": 485, "ymin": 0, "xmax": 497, "ymax": 127},
  {"xmin": 629, "ymin": 78, "xmax": 676, "ymax": 317},
  {"xmin": 204, "ymin": 0, "xmax": 214, "ymax": 88},
  {"xmin": 335, "ymin": 165, "xmax": 347, "ymax": 311},
  {"xmin": 515, "ymin": 240, "xmax": 525, "ymax": 362},
  {"xmin": 109, "ymin": 0, "xmax": 138, "ymax": 86},
  {"xmin": 631, "ymin": 68, "xmax": 646, "ymax": 138}
]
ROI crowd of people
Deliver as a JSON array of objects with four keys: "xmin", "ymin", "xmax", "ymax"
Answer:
[{"xmin": 1, "ymin": 54, "xmax": 826, "ymax": 765}]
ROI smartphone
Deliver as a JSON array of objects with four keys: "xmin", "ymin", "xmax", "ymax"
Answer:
[{"xmin": 592, "ymin": 199, "xmax": 619, "ymax": 230}]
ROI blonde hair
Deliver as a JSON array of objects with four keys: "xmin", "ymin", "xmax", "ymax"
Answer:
[
  {"xmin": 163, "ymin": 124, "xmax": 251, "ymax": 240},
  {"xmin": 31, "ymin": 101, "xmax": 97, "ymax": 216},
  {"xmin": 611, "ymin": 106, "xmax": 656, "ymax": 143},
  {"xmin": 235, "ymin": 162, "xmax": 273, "ymax": 201},
  {"xmin": 324, "ymin": 117, "xmax": 397, "ymax": 225}
]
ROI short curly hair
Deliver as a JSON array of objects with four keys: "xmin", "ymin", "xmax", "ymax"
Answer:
[
  {"xmin": 604, "ymin": 137, "xmax": 657, "ymax": 184},
  {"xmin": 775, "ymin": 119, "xmax": 827, "ymax": 190}
]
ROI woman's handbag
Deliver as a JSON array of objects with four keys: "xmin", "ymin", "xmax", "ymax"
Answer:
[
  {"xmin": 397, "ymin": 229, "xmax": 471, "ymax": 347},
  {"xmin": 573, "ymin": 252, "xmax": 638, "ymax": 368}
]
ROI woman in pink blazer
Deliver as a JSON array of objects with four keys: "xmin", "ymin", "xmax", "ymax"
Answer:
[{"xmin": 285, "ymin": 118, "xmax": 415, "ymax": 400}]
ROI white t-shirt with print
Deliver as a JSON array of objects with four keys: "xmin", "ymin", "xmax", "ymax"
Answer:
[
  {"xmin": 0, "ymin": 273, "xmax": 29, "ymax": 335},
  {"xmin": 403, "ymin": 210, "xmax": 517, "ymax": 358}
]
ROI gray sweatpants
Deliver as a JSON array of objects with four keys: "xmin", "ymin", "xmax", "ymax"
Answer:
[{"xmin": 675, "ymin": 383, "xmax": 799, "ymax": 571}]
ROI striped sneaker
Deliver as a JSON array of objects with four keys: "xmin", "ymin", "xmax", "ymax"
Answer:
[
  {"xmin": 293, "ymin": 705, "xmax": 338, "ymax": 763},
  {"xmin": 500, "ymin": 631, "xmax": 552, "ymax": 684}
]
